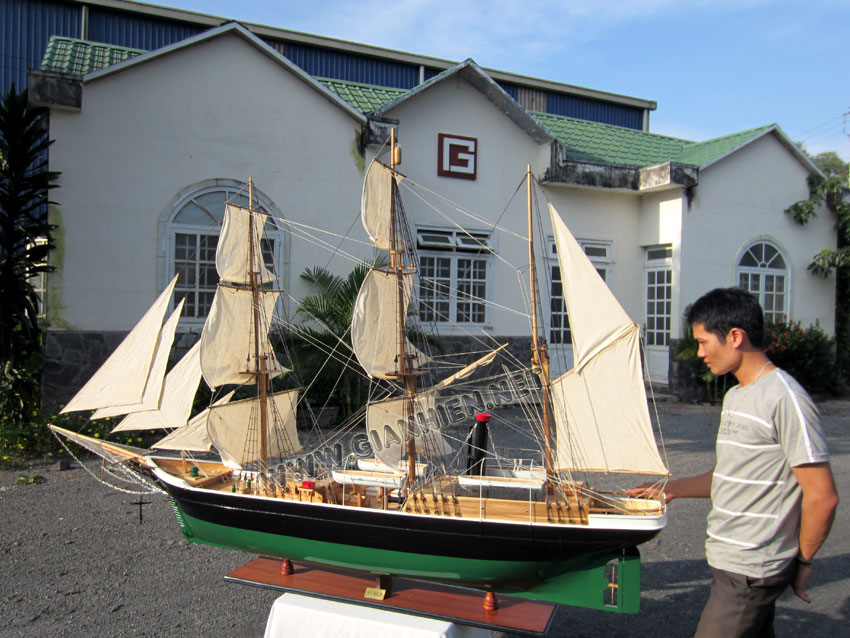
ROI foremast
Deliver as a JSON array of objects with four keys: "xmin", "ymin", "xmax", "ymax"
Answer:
[
  {"xmin": 246, "ymin": 177, "xmax": 272, "ymax": 476},
  {"xmin": 386, "ymin": 130, "xmax": 419, "ymax": 486}
]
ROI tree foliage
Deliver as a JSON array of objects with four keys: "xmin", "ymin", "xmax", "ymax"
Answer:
[
  {"xmin": 288, "ymin": 261, "xmax": 381, "ymax": 419},
  {"xmin": 0, "ymin": 85, "xmax": 60, "ymax": 454},
  {"xmin": 0, "ymin": 86, "xmax": 59, "ymax": 373},
  {"xmin": 785, "ymin": 147, "xmax": 850, "ymax": 382}
]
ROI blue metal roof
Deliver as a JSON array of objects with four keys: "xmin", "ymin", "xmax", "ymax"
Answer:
[{"xmin": 7, "ymin": 0, "xmax": 650, "ymax": 132}]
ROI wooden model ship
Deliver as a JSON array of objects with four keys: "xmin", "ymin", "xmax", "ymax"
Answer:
[{"xmin": 51, "ymin": 132, "xmax": 668, "ymax": 607}]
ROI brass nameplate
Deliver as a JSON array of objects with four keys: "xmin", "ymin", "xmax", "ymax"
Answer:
[{"xmin": 364, "ymin": 587, "xmax": 387, "ymax": 600}]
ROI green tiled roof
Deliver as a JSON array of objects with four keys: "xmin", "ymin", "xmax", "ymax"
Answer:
[
  {"xmin": 41, "ymin": 36, "xmax": 144, "ymax": 75},
  {"xmin": 39, "ymin": 36, "xmax": 777, "ymax": 171},
  {"xmin": 673, "ymin": 125, "xmax": 774, "ymax": 166},
  {"xmin": 533, "ymin": 112, "xmax": 687, "ymax": 167},
  {"xmin": 317, "ymin": 78, "xmax": 407, "ymax": 114},
  {"xmin": 533, "ymin": 111, "xmax": 774, "ymax": 169}
]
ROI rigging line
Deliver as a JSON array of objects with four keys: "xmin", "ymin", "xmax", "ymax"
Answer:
[
  {"xmin": 52, "ymin": 432, "xmax": 163, "ymax": 495},
  {"xmin": 400, "ymin": 183, "xmax": 521, "ymax": 272},
  {"xmin": 408, "ymin": 171, "xmax": 526, "ymax": 248},
  {"xmin": 282, "ymin": 218, "xmax": 374, "ymax": 251},
  {"xmin": 284, "ymin": 224, "xmax": 372, "ymax": 269},
  {"xmin": 275, "ymin": 324, "xmax": 376, "ymax": 396},
  {"xmin": 416, "ymin": 289, "xmax": 531, "ymax": 320},
  {"xmin": 503, "ymin": 366, "xmax": 549, "ymax": 454},
  {"xmin": 399, "ymin": 176, "xmax": 529, "ymax": 242},
  {"xmin": 641, "ymin": 336, "xmax": 670, "ymax": 476},
  {"xmin": 321, "ymin": 207, "xmax": 363, "ymax": 273}
]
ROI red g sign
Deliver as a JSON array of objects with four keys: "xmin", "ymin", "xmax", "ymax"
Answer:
[{"xmin": 437, "ymin": 133, "xmax": 477, "ymax": 180}]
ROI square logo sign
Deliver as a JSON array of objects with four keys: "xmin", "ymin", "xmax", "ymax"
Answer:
[{"xmin": 437, "ymin": 133, "xmax": 477, "ymax": 180}]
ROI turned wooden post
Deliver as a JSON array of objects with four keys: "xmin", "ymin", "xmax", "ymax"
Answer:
[{"xmin": 280, "ymin": 558, "xmax": 293, "ymax": 575}]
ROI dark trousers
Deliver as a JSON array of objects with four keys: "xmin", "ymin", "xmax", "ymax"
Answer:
[{"xmin": 694, "ymin": 564, "xmax": 796, "ymax": 638}]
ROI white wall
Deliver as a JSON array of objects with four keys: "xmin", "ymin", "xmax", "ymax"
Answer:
[
  {"xmin": 639, "ymin": 189, "xmax": 685, "ymax": 341},
  {"xmin": 384, "ymin": 78, "xmax": 552, "ymax": 336},
  {"xmin": 48, "ymin": 32, "xmax": 366, "ymax": 330},
  {"xmin": 680, "ymin": 134, "xmax": 835, "ymax": 333},
  {"xmin": 548, "ymin": 186, "xmax": 645, "ymax": 323}
]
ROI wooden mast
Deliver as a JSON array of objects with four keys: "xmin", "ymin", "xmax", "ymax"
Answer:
[
  {"xmin": 526, "ymin": 166, "xmax": 554, "ymax": 489},
  {"xmin": 387, "ymin": 129, "xmax": 418, "ymax": 485},
  {"xmin": 247, "ymin": 177, "xmax": 270, "ymax": 476}
]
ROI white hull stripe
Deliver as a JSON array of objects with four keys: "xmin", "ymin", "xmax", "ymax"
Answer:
[
  {"xmin": 717, "ymin": 439, "xmax": 781, "ymax": 450},
  {"xmin": 777, "ymin": 372, "xmax": 816, "ymax": 462},
  {"xmin": 714, "ymin": 506, "xmax": 778, "ymax": 520},
  {"xmin": 707, "ymin": 530, "xmax": 759, "ymax": 548},
  {"xmin": 714, "ymin": 472, "xmax": 785, "ymax": 486},
  {"xmin": 722, "ymin": 410, "xmax": 773, "ymax": 430}
]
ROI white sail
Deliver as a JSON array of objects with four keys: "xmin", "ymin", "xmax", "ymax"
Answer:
[
  {"xmin": 216, "ymin": 203, "xmax": 276, "ymax": 285},
  {"xmin": 366, "ymin": 394, "xmax": 453, "ymax": 468},
  {"xmin": 548, "ymin": 204, "xmax": 668, "ymax": 475},
  {"xmin": 152, "ymin": 390, "xmax": 235, "ymax": 451},
  {"xmin": 361, "ymin": 159, "xmax": 402, "ymax": 251},
  {"xmin": 551, "ymin": 328, "xmax": 668, "ymax": 474},
  {"xmin": 199, "ymin": 286, "xmax": 287, "ymax": 388},
  {"xmin": 549, "ymin": 203, "xmax": 634, "ymax": 369},
  {"xmin": 432, "ymin": 344, "xmax": 508, "ymax": 390},
  {"xmin": 61, "ymin": 277, "xmax": 178, "ymax": 414},
  {"xmin": 206, "ymin": 390, "xmax": 301, "ymax": 469},
  {"xmin": 91, "ymin": 300, "xmax": 184, "ymax": 419},
  {"xmin": 110, "ymin": 340, "xmax": 202, "ymax": 432},
  {"xmin": 351, "ymin": 269, "xmax": 429, "ymax": 379}
]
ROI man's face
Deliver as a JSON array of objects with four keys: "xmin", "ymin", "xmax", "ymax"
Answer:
[{"xmin": 692, "ymin": 322, "xmax": 740, "ymax": 376}]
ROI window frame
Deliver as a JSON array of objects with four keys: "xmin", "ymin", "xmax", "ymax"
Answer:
[
  {"xmin": 547, "ymin": 236, "xmax": 615, "ymax": 345},
  {"xmin": 736, "ymin": 240, "xmax": 789, "ymax": 325},
  {"xmin": 644, "ymin": 244, "xmax": 673, "ymax": 348},
  {"xmin": 161, "ymin": 180, "xmax": 286, "ymax": 327},
  {"xmin": 415, "ymin": 226, "xmax": 492, "ymax": 327}
]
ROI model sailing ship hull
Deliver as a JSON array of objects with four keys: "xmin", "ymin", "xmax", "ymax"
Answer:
[{"xmin": 151, "ymin": 460, "xmax": 663, "ymax": 594}]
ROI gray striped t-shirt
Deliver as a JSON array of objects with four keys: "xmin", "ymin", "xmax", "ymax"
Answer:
[{"xmin": 705, "ymin": 368, "xmax": 830, "ymax": 578}]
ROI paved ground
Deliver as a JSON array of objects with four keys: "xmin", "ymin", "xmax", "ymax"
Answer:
[{"xmin": 1, "ymin": 400, "xmax": 847, "ymax": 637}]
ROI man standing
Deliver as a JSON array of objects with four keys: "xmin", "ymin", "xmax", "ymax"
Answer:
[{"xmin": 633, "ymin": 287, "xmax": 838, "ymax": 637}]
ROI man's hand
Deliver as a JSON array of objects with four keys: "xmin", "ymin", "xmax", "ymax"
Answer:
[
  {"xmin": 626, "ymin": 483, "xmax": 668, "ymax": 502},
  {"xmin": 627, "ymin": 470, "xmax": 715, "ymax": 504},
  {"xmin": 792, "ymin": 560, "xmax": 814, "ymax": 603}
]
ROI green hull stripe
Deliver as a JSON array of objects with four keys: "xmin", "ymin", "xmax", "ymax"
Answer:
[{"xmin": 174, "ymin": 506, "xmax": 640, "ymax": 612}]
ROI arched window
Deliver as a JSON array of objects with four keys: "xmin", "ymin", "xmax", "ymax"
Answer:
[
  {"xmin": 164, "ymin": 181, "xmax": 284, "ymax": 323},
  {"xmin": 736, "ymin": 241, "xmax": 787, "ymax": 324}
]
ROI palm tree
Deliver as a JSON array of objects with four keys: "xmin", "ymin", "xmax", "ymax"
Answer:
[{"xmin": 290, "ymin": 261, "xmax": 378, "ymax": 419}]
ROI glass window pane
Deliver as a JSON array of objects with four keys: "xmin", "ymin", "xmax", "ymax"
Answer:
[
  {"xmin": 174, "ymin": 202, "xmax": 215, "ymax": 226},
  {"xmin": 194, "ymin": 192, "xmax": 227, "ymax": 222},
  {"xmin": 739, "ymin": 251, "xmax": 758, "ymax": 267}
]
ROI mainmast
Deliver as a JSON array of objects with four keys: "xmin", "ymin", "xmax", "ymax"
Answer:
[
  {"xmin": 247, "ymin": 177, "xmax": 271, "ymax": 475},
  {"xmin": 526, "ymin": 166, "xmax": 554, "ymax": 489},
  {"xmin": 387, "ymin": 129, "xmax": 418, "ymax": 485}
]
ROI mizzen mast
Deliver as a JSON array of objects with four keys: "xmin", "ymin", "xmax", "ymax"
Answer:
[{"xmin": 526, "ymin": 166, "xmax": 554, "ymax": 490}]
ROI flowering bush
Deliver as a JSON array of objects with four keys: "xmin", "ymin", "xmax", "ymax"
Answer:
[{"xmin": 764, "ymin": 320, "xmax": 842, "ymax": 394}]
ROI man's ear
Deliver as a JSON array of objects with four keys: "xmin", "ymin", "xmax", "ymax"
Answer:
[{"xmin": 727, "ymin": 327, "xmax": 747, "ymax": 349}]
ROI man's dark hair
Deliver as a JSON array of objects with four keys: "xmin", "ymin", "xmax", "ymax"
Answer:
[{"xmin": 686, "ymin": 287, "xmax": 764, "ymax": 347}]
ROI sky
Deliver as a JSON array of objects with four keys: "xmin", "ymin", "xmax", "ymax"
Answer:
[{"xmin": 150, "ymin": 0, "xmax": 849, "ymax": 161}]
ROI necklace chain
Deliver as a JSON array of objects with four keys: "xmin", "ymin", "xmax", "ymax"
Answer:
[{"xmin": 755, "ymin": 360, "xmax": 773, "ymax": 381}]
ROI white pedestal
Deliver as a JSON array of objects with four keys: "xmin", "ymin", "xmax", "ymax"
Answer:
[{"xmin": 264, "ymin": 593, "xmax": 492, "ymax": 638}]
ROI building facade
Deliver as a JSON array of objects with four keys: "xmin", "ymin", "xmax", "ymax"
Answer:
[{"xmin": 8, "ymin": 3, "xmax": 834, "ymax": 400}]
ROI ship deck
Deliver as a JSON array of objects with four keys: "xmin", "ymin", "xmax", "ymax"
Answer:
[{"xmin": 152, "ymin": 456, "xmax": 662, "ymax": 527}]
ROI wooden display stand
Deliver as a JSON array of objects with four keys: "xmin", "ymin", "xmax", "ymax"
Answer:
[{"xmin": 226, "ymin": 556, "xmax": 557, "ymax": 636}]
